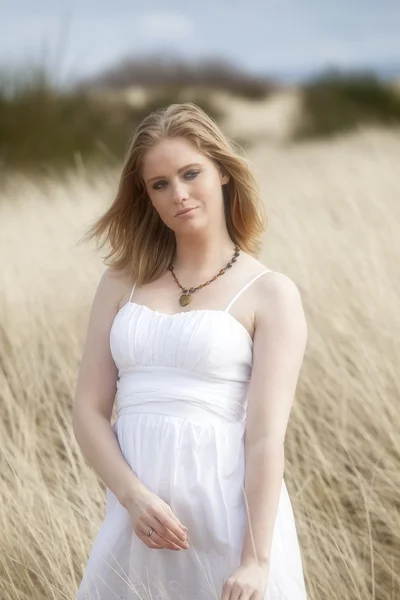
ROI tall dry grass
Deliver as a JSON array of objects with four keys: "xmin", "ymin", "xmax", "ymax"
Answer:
[{"xmin": 0, "ymin": 125, "xmax": 399, "ymax": 599}]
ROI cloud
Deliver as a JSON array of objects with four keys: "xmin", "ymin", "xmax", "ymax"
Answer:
[
  {"xmin": 1, "ymin": 3, "xmax": 399, "ymax": 80},
  {"xmin": 137, "ymin": 11, "xmax": 194, "ymax": 42}
]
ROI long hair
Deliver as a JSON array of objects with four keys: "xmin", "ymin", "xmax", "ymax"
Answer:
[{"xmin": 81, "ymin": 102, "xmax": 267, "ymax": 286}]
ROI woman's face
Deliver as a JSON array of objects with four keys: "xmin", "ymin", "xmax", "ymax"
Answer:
[{"xmin": 141, "ymin": 136, "xmax": 230, "ymax": 233}]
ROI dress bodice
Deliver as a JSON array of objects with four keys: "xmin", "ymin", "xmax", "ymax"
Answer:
[{"xmin": 109, "ymin": 270, "xmax": 270, "ymax": 423}]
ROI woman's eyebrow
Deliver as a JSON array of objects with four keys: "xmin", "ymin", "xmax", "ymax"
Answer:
[{"xmin": 146, "ymin": 163, "xmax": 202, "ymax": 184}]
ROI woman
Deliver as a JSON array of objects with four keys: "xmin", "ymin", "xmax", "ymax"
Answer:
[{"xmin": 73, "ymin": 102, "xmax": 308, "ymax": 600}]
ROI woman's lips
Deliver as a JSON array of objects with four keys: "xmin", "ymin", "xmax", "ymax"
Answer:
[{"xmin": 175, "ymin": 207, "xmax": 198, "ymax": 217}]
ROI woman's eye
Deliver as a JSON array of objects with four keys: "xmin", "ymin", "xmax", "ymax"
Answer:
[
  {"xmin": 185, "ymin": 170, "xmax": 200, "ymax": 179},
  {"xmin": 152, "ymin": 171, "xmax": 200, "ymax": 190},
  {"xmin": 153, "ymin": 181, "xmax": 166, "ymax": 190}
]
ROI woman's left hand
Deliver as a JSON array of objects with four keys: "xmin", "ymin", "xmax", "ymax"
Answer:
[{"xmin": 221, "ymin": 561, "xmax": 269, "ymax": 600}]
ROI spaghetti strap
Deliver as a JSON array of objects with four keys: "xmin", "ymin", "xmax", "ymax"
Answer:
[
  {"xmin": 224, "ymin": 270, "xmax": 271, "ymax": 313},
  {"xmin": 128, "ymin": 282, "xmax": 137, "ymax": 303}
]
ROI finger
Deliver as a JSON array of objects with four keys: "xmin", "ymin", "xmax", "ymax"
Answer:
[
  {"xmin": 145, "ymin": 528, "xmax": 184, "ymax": 551},
  {"xmin": 139, "ymin": 523, "xmax": 184, "ymax": 551},
  {"xmin": 221, "ymin": 579, "xmax": 235, "ymax": 600},
  {"xmin": 231, "ymin": 586, "xmax": 244, "ymax": 600},
  {"xmin": 165, "ymin": 504, "xmax": 188, "ymax": 534},
  {"xmin": 221, "ymin": 583, "xmax": 231, "ymax": 600},
  {"xmin": 144, "ymin": 517, "xmax": 189, "ymax": 550},
  {"xmin": 153, "ymin": 507, "xmax": 188, "ymax": 544},
  {"xmin": 136, "ymin": 529, "xmax": 164, "ymax": 550}
]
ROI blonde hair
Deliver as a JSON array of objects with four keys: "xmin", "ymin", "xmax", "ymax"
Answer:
[{"xmin": 82, "ymin": 102, "xmax": 267, "ymax": 286}]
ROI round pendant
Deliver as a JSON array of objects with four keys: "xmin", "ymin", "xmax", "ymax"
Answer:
[{"xmin": 179, "ymin": 293, "xmax": 191, "ymax": 307}]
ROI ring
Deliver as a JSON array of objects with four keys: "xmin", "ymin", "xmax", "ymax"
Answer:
[{"xmin": 147, "ymin": 527, "xmax": 154, "ymax": 537}]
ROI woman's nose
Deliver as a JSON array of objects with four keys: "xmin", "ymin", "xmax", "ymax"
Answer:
[{"xmin": 171, "ymin": 180, "xmax": 189, "ymax": 202}]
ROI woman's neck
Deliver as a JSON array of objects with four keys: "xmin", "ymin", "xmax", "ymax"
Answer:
[{"xmin": 172, "ymin": 236, "xmax": 238, "ymax": 278}]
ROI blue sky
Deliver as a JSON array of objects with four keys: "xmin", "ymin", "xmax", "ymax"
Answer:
[{"xmin": 1, "ymin": 0, "xmax": 400, "ymax": 83}]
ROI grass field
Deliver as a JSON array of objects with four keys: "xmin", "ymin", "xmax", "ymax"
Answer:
[{"xmin": 1, "ymin": 123, "xmax": 399, "ymax": 599}]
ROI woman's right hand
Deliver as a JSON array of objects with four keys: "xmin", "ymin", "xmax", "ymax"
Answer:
[{"xmin": 126, "ymin": 486, "xmax": 190, "ymax": 551}]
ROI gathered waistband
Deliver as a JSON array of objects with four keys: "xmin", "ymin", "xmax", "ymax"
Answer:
[
  {"xmin": 117, "ymin": 399, "xmax": 244, "ymax": 426},
  {"xmin": 115, "ymin": 365, "xmax": 248, "ymax": 424}
]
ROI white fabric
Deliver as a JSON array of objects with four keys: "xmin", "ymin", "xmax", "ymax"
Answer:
[{"xmin": 76, "ymin": 271, "xmax": 307, "ymax": 599}]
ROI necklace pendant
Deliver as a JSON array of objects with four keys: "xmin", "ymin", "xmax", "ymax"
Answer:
[{"xmin": 179, "ymin": 293, "xmax": 192, "ymax": 307}]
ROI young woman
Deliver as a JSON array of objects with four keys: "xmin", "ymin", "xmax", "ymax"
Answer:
[{"xmin": 73, "ymin": 102, "xmax": 308, "ymax": 600}]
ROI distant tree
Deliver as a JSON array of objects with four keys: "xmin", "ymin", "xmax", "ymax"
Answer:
[
  {"xmin": 293, "ymin": 68, "xmax": 400, "ymax": 139},
  {"xmin": 78, "ymin": 52, "xmax": 277, "ymax": 100}
]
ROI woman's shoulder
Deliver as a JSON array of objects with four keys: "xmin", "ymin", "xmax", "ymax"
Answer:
[
  {"xmin": 242, "ymin": 255, "xmax": 300, "ymax": 295},
  {"xmin": 258, "ymin": 269, "xmax": 301, "ymax": 297},
  {"xmin": 101, "ymin": 266, "xmax": 133, "ymax": 304},
  {"xmin": 101, "ymin": 265, "xmax": 130, "ymax": 288},
  {"xmin": 251, "ymin": 266, "xmax": 307, "ymax": 339},
  {"xmin": 240, "ymin": 256, "xmax": 304, "ymax": 317},
  {"xmin": 257, "ymin": 272, "xmax": 303, "ymax": 307}
]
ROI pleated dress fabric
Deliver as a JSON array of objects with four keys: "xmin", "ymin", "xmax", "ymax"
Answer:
[{"xmin": 76, "ymin": 270, "xmax": 307, "ymax": 600}]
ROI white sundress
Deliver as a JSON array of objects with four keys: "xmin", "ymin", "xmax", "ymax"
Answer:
[{"xmin": 76, "ymin": 270, "xmax": 308, "ymax": 600}]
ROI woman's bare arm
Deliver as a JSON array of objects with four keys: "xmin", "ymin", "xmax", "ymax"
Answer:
[
  {"xmin": 72, "ymin": 267, "xmax": 145, "ymax": 508},
  {"xmin": 240, "ymin": 271, "xmax": 308, "ymax": 567}
]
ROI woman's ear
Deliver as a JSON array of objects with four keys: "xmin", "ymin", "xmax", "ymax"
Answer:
[
  {"xmin": 215, "ymin": 160, "xmax": 230, "ymax": 185},
  {"xmin": 220, "ymin": 167, "xmax": 230, "ymax": 186}
]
